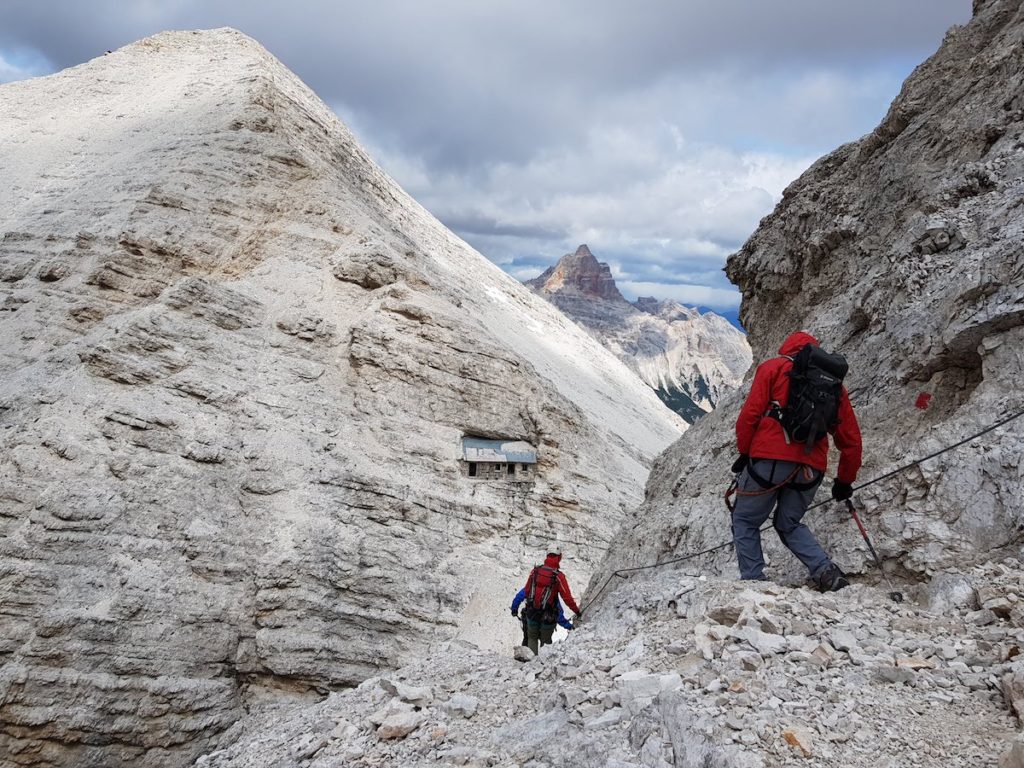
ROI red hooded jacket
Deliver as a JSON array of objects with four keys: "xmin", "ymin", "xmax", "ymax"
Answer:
[
  {"xmin": 523, "ymin": 554, "xmax": 580, "ymax": 615},
  {"xmin": 735, "ymin": 331, "xmax": 862, "ymax": 484}
]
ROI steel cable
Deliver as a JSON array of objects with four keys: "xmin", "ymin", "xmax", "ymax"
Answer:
[{"xmin": 578, "ymin": 407, "xmax": 1024, "ymax": 614}]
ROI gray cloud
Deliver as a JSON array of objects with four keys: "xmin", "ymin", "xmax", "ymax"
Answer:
[
  {"xmin": 0, "ymin": 1, "xmax": 971, "ymax": 309},
  {"xmin": 0, "ymin": 1, "xmax": 969, "ymax": 157},
  {"xmin": 439, "ymin": 212, "xmax": 567, "ymax": 240}
]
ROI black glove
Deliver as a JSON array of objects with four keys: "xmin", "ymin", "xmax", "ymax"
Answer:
[
  {"xmin": 731, "ymin": 454, "xmax": 749, "ymax": 474},
  {"xmin": 831, "ymin": 480, "xmax": 853, "ymax": 501},
  {"xmin": 510, "ymin": 607, "xmax": 518, "ymax": 617}
]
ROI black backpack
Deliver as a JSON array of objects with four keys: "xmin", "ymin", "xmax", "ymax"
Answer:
[{"xmin": 775, "ymin": 343, "xmax": 848, "ymax": 453}]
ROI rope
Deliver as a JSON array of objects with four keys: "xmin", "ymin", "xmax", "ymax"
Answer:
[{"xmin": 578, "ymin": 407, "xmax": 1024, "ymax": 615}]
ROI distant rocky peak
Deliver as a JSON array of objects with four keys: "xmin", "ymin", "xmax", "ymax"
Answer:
[
  {"xmin": 633, "ymin": 295, "xmax": 699, "ymax": 323},
  {"xmin": 528, "ymin": 243, "xmax": 625, "ymax": 302},
  {"xmin": 633, "ymin": 296, "xmax": 661, "ymax": 314}
]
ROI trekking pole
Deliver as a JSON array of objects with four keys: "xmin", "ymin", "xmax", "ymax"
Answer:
[
  {"xmin": 845, "ymin": 499, "xmax": 903, "ymax": 603},
  {"xmin": 580, "ymin": 409, "xmax": 1023, "ymax": 617}
]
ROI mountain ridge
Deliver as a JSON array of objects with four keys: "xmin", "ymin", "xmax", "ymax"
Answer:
[
  {"xmin": 203, "ymin": 4, "xmax": 1024, "ymax": 764},
  {"xmin": 592, "ymin": 0, "xmax": 1024, "ymax": 607},
  {"xmin": 0, "ymin": 28, "xmax": 684, "ymax": 767},
  {"xmin": 525, "ymin": 244, "xmax": 751, "ymax": 422}
]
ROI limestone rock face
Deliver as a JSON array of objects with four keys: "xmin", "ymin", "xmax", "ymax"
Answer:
[
  {"xmin": 0, "ymin": 30, "xmax": 683, "ymax": 767},
  {"xmin": 526, "ymin": 245, "xmax": 752, "ymax": 423},
  {"xmin": 590, "ymin": 0, "xmax": 1024, "ymax": 589},
  {"xmin": 526, "ymin": 244, "xmax": 624, "ymax": 302}
]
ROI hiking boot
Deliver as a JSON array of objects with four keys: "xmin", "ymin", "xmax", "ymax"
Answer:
[{"xmin": 816, "ymin": 564, "xmax": 850, "ymax": 593}]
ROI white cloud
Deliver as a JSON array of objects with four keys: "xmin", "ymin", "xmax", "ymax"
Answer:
[
  {"xmin": 364, "ymin": 109, "xmax": 816, "ymax": 305},
  {"xmin": 618, "ymin": 281, "xmax": 742, "ymax": 310},
  {"xmin": 0, "ymin": 2, "xmax": 969, "ymax": 309},
  {"xmin": 509, "ymin": 265, "xmax": 546, "ymax": 280}
]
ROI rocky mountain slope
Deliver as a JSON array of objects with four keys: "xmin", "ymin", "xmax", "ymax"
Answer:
[
  {"xmin": 526, "ymin": 245, "xmax": 752, "ymax": 423},
  {"xmin": 193, "ymin": 2, "xmax": 1024, "ymax": 765},
  {"xmin": 195, "ymin": 566, "xmax": 1023, "ymax": 768},
  {"xmin": 597, "ymin": 0, "xmax": 1024, "ymax": 587},
  {"xmin": 0, "ymin": 30, "xmax": 684, "ymax": 767}
]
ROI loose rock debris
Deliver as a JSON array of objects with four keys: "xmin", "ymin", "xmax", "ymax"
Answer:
[{"xmin": 197, "ymin": 560, "xmax": 1023, "ymax": 767}]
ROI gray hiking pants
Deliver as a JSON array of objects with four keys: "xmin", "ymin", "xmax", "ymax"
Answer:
[
  {"xmin": 731, "ymin": 458, "xmax": 830, "ymax": 581},
  {"xmin": 526, "ymin": 620, "xmax": 555, "ymax": 655}
]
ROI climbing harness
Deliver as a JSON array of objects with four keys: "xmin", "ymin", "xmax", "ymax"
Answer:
[
  {"xmin": 724, "ymin": 462, "xmax": 817, "ymax": 513},
  {"xmin": 578, "ymin": 407, "xmax": 1024, "ymax": 615}
]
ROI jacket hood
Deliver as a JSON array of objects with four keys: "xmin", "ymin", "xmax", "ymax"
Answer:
[
  {"xmin": 544, "ymin": 553, "xmax": 562, "ymax": 569},
  {"xmin": 778, "ymin": 331, "xmax": 819, "ymax": 357}
]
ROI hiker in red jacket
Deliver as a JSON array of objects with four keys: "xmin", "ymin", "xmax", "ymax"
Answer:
[
  {"xmin": 731, "ymin": 331, "xmax": 862, "ymax": 592},
  {"xmin": 520, "ymin": 547, "xmax": 581, "ymax": 654}
]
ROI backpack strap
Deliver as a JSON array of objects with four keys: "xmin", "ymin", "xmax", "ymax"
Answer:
[
  {"xmin": 539, "ymin": 567, "xmax": 560, "ymax": 609},
  {"xmin": 764, "ymin": 355, "xmax": 796, "ymax": 441},
  {"xmin": 763, "ymin": 395, "xmax": 793, "ymax": 445},
  {"xmin": 525, "ymin": 566, "xmax": 540, "ymax": 606}
]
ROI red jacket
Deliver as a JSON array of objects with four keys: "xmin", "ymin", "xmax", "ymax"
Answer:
[
  {"xmin": 523, "ymin": 554, "xmax": 580, "ymax": 615},
  {"xmin": 735, "ymin": 331, "xmax": 862, "ymax": 484}
]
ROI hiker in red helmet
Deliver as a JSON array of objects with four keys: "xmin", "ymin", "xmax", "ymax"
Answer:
[
  {"xmin": 520, "ymin": 546, "xmax": 581, "ymax": 654},
  {"xmin": 730, "ymin": 331, "xmax": 862, "ymax": 592}
]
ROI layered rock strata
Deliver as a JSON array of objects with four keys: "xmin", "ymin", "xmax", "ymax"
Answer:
[
  {"xmin": 0, "ymin": 30, "xmax": 683, "ymax": 767},
  {"xmin": 527, "ymin": 244, "xmax": 625, "ymax": 302}
]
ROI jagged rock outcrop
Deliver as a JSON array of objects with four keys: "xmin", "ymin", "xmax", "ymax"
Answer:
[
  {"xmin": 0, "ymin": 30, "xmax": 683, "ymax": 767},
  {"xmin": 526, "ymin": 245, "xmax": 752, "ymax": 422},
  {"xmin": 593, "ymin": 0, "xmax": 1024, "ymax": 589},
  {"xmin": 526, "ymin": 244, "xmax": 625, "ymax": 302}
]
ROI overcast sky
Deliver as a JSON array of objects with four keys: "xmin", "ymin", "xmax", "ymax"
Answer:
[{"xmin": 0, "ymin": 1, "xmax": 971, "ymax": 312}]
